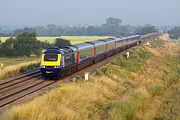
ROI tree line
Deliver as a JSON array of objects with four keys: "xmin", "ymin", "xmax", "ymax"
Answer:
[{"xmin": 0, "ymin": 17, "xmax": 158, "ymax": 37}]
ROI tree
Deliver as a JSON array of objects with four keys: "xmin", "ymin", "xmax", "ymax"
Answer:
[
  {"xmin": 12, "ymin": 32, "xmax": 42, "ymax": 56},
  {"xmin": 13, "ymin": 27, "xmax": 36, "ymax": 36},
  {"xmin": 0, "ymin": 37, "xmax": 16, "ymax": 56},
  {"xmin": 106, "ymin": 17, "xmax": 122, "ymax": 26},
  {"xmin": 168, "ymin": 27, "xmax": 180, "ymax": 39},
  {"xmin": 54, "ymin": 38, "xmax": 71, "ymax": 48},
  {"xmin": 100, "ymin": 17, "xmax": 122, "ymax": 36},
  {"xmin": 0, "ymin": 32, "xmax": 53, "ymax": 57},
  {"xmin": 134, "ymin": 25, "xmax": 158, "ymax": 35}
]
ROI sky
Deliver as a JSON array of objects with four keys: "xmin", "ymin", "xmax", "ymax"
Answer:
[{"xmin": 0, "ymin": 0, "xmax": 180, "ymax": 26}]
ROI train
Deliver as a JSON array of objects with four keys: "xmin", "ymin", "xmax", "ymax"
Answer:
[{"xmin": 40, "ymin": 33, "xmax": 159, "ymax": 79}]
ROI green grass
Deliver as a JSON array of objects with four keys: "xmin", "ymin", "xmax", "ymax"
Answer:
[
  {"xmin": 163, "ymin": 56, "xmax": 180, "ymax": 86},
  {"xmin": 110, "ymin": 93, "xmax": 145, "ymax": 120},
  {"xmin": 0, "ymin": 36, "xmax": 111, "ymax": 44},
  {"xmin": 148, "ymin": 85, "xmax": 166, "ymax": 96},
  {"xmin": 19, "ymin": 63, "xmax": 40, "ymax": 73},
  {"xmin": 111, "ymin": 47, "xmax": 152, "ymax": 72},
  {"xmin": 150, "ymin": 38, "xmax": 165, "ymax": 48},
  {"xmin": 155, "ymin": 84, "xmax": 180, "ymax": 120}
]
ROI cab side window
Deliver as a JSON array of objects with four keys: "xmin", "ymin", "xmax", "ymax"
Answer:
[{"xmin": 64, "ymin": 54, "xmax": 75, "ymax": 67}]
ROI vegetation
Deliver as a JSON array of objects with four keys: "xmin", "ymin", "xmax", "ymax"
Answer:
[
  {"xmin": 149, "ymin": 37, "xmax": 165, "ymax": 48},
  {"xmin": 0, "ymin": 61, "xmax": 40, "ymax": 80},
  {"xmin": 0, "ymin": 32, "xmax": 73, "ymax": 57},
  {"xmin": 1, "ymin": 35, "xmax": 179, "ymax": 120},
  {"xmin": 0, "ymin": 32, "xmax": 51, "ymax": 57},
  {"xmin": 134, "ymin": 25, "xmax": 158, "ymax": 35},
  {"xmin": 0, "ymin": 57, "xmax": 40, "ymax": 80},
  {"xmin": 168, "ymin": 26, "xmax": 180, "ymax": 39},
  {"xmin": 111, "ymin": 47, "xmax": 152, "ymax": 72},
  {"xmin": 54, "ymin": 38, "xmax": 72, "ymax": 48}
]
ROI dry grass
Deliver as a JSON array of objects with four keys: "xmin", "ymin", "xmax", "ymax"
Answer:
[
  {"xmin": 0, "ymin": 61, "xmax": 40, "ymax": 80},
  {"xmin": 0, "ymin": 57, "xmax": 40, "ymax": 68},
  {"xmin": 0, "ymin": 34, "xmax": 180, "ymax": 120}
]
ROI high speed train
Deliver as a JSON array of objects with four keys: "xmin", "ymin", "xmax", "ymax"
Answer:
[{"xmin": 40, "ymin": 33, "xmax": 159, "ymax": 79}]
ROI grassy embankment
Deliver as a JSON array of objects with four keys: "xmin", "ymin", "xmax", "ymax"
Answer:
[{"xmin": 1, "ymin": 34, "xmax": 180, "ymax": 120}]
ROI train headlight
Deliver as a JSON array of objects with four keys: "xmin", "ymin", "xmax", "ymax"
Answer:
[
  {"xmin": 54, "ymin": 66, "xmax": 59, "ymax": 68},
  {"xmin": 40, "ymin": 66, "xmax": 45, "ymax": 68}
]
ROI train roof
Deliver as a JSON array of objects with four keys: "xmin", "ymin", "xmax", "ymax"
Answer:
[
  {"xmin": 71, "ymin": 42, "xmax": 94, "ymax": 50},
  {"xmin": 43, "ymin": 48, "xmax": 62, "ymax": 54},
  {"xmin": 114, "ymin": 35, "xmax": 140, "ymax": 42},
  {"xmin": 99, "ymin": 38, "xmax": 115, "ymax": 43},
  {"xmin": 86, "ymin": 40, "xmax": 105, "ymax": 46}
]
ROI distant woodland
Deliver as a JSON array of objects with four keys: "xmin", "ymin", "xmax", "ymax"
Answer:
[{"xmin": 0, "ymin": 17, "xmax": 158, "ymax": 37}]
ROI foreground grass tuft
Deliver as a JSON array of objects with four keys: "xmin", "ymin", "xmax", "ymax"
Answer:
[{"xmin": 150, "ymin": 38, "xmax": 165, "ymax": 48}]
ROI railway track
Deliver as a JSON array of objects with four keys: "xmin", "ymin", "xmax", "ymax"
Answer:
[
  {"xmin": 0, "ymin": 69, "xmax": 47, "ymax": 109},
  {"xmin": 0, "ymin": 80, "xmax": 56, "ymax": 108},
  {"xmin": 0, "ymin": 69, "xmax": 41, "ymax": 86}
]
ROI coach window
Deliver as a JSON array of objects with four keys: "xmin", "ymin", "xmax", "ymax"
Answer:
[
  {"xmin": 80, "ymin": 48, "xmax": 93, "ymax": 60},
  {"xmin": 108, "ymin": 42, "xmax": 114, "ymax": 50},
  {"xmin": 96, "ymin": 44, "xmax": 106, "ymax": 54}
]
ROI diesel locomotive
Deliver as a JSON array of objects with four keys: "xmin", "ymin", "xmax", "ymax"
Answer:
[{"xmin": 40, "ymin": 33, "xmax": 159, "ymax": 79}]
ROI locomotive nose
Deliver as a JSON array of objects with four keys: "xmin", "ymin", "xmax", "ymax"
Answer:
[{"xmin": 40, "ymin": 49, "xmax": 62, "ymax": 79}]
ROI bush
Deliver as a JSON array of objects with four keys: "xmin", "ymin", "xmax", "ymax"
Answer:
[
  {"xmin": 111, "ymin": 47, "xmax": 152, "ymax": 72},
  {"xmin": 19, "ymin": 63, "xmax": 40, "ymax": 73},
  {"xmin": 150, "ymin": 38, "xmax": 164, "ymax": 48},
  {"xmin": 54, "ymin": 38, "xmax": 71, "ymax": 48}
]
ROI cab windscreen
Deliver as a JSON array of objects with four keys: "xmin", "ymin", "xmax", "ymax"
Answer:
[{"xmin": 44, "ymin": 54, "xmax": 58, "ymax": 61}]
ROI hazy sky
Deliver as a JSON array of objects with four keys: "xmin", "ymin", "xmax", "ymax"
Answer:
[{"xmin": 0, "ymin": 0, "xmax": 180, "ymax": 26}]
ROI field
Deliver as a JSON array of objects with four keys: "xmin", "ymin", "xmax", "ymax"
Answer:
[
  {"xmin": 0, "ymin": 36, "xmax": 111, "ymax": 44},
  {"xmin": 1, "ymin": 34, "xmax": 179, "ymax": 120},
  {"xmin": 0, "ymin": 57, "xmax": 40, "ymax": 68}
]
